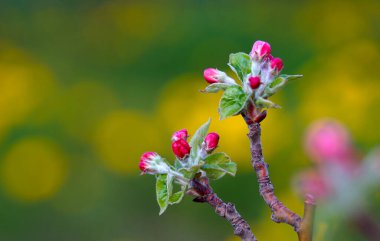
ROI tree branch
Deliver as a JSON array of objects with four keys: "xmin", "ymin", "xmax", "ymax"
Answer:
[
  {"xmin": 244, "ymin": 117, "xmax": 315, "ymax": 241},
  {"xmin": 188, "ymin": 176, "xmax": 258, "ymax": 241}
]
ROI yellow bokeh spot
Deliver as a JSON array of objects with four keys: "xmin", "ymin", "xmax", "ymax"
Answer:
[
  {"xmin": 1, "ymin": 138, "xmax": 67, "ymax": 202},
  {"xmin": 93, "ymin": 110, "xmax": 163, "ymax": 174},
  {"xmin": 0, "ymin": 43, "xmax": 56, "ymax": 140}
]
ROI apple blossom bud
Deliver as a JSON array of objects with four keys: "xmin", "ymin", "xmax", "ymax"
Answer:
[
  {"xmin": 172, "ymin": 139, "xmax": 191, "ymax": 159},
  {"xmin": 250, "ymin": 40, "xmax": 271, "ymax": 61},
  {"xmin": 305, "ymin": 119, "xmax": 353, "ymax": 166},
  {"xmin": 248, "ymin": 76, "xmax": 261, "ymax": 89},
  {"xmin": 171, "ymin": 129, "xmax": 189, "ymax": 142},
  {"xmin": 204, "ymin": 132, "xmax": 219, "ymax": 153},
  {"xmin": 203, "ymin": 68, "xmax": 235, "ymax": 84},
  {"xmin": 139, "ymin": 152, "xmax": 169, "ymax": 174},
  {"xmin": 269, "ymin": 57, "xmax": 284, "ymax": 74}
]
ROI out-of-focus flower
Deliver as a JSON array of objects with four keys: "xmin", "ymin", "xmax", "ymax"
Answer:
[
  {"xmin": 171, "ymin": 129, "xmax": 189, "ymax": 142},
  {"xmin": 204, "ymin": 132, "xmax": 220, "ymax": 153},
  {"xmin": 250, "ymin": 40, "xmax": 271, "ymax": 61},
  {"xmin": 172, "ymin": 139, "xmax": 191, "ymax": 159},
  {"xmin": 305, "ymin": 119, "xmax": 354, "ymax": 166},
  {"xmin": 296, "ymin": 170, "xmax": 332, "ymax": 200}
]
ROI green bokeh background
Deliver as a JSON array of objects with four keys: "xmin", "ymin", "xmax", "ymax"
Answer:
[{"xmin": 0, "ymin": 0, "xmax": 379, "ymax": 240}]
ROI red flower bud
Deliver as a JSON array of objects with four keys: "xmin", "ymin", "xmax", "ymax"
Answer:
[
  {"xmin": 250, "ymin": 40, "xmax": 271, "ymax": 60},
  {"xmin": 204, "ymin": 132, "xmax": 219, "ymax": 152},
  {"xmin": 172, "ymin": 139, "xmax": 191, "ymax": 159},
  {"xmin": 171, "ymin": 129, "xmax": 189, "ymax": 142},
  {"xmin": 248, "ymin": 76, "xmax": 261, "ymax": 89},
  {"xmin": 139, "ymin": 152, "xmax": 160, "ymax": 173},
  {"xmin": 269, "ymin": 57, "xmax": 284, "ymax": 73}
]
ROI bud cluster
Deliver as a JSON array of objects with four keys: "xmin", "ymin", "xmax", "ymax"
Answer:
[
  {"xmin": 139, "ymin": 128, "xmax": 220, "ymax": 175},
  {"xmin": 202, "ymin": 40, "xmax": 301, "ymax": 121}
]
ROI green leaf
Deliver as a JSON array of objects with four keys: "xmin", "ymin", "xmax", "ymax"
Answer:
[
  {"xmin": 201, "ymin": 153, "xmax": 237, "ymax": 180},
  {"xmin": 228, "ymin": 52, "xmax": 251, "ymax": 82},
  {"xmin": 189, "ymin": 119, "xmax": 211, "ymax": 160},
  {"xmin": 218, "ymin": 85, "xmax": 249, "ymax": 120},
  {"xmin": 201, "ymin": 83, "xmax": 231, "ymax": 93},
  {"xmin": 169, "ymin": 189, "xmax": 186, "ymax": 204},
  {"xmin": 156, "ymin": 174, "xmax": 169, "ymax": 215}
]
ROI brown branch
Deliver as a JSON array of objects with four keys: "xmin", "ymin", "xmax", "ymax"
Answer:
[
  {"xmin": 188, "ymin": 176, "xmax": 258, "ymax": 241},
  {"xmin": 244, "ymin": 117, "xmax": 315, "ymax": 241}
]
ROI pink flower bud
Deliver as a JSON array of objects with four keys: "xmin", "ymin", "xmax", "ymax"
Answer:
[
  {"xmin": 203, "ymin": 68, "xmax": 231, "ymax": 84},
  {"xmin": 139, "ymin": 152, "xmax": 160, "ymax": 173},
  {"xmin": 172, "ymin": 139, "xmax": 191, "ymax": 159},
  {"xmin": 305, "ymin": 119, "xmax": 354, "ymax": 166},
  {"xmin": 171, "ymin": 129, "xmax": 189, "ymax": 142},
  {"xmin": 250, "ymin": 40, "xmax": 271, "ymax": 60},
  {"xmin": 269, "ymin": 57, "xmax": 284, "ymax": 73},
  {"xmin": 248, "ymin": 76, "xmax": 261, "ymax": 89},
  {"xmin": 204, "ymin": 132, "xmax": 219, "ymax": 152}
]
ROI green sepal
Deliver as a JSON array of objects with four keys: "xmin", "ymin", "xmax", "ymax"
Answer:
[
  {"xmin": 201, "ymin": 152, "xmax": 237, "ymax": 180},
  {"xmin": 218, "ymin": 85, "xmax": 250, "ymax": 120},
  {"xmin": 228, "ymin": 52, "xmax": 252, "ymax": 83}
]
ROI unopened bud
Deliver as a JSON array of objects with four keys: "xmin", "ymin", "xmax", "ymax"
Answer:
[
  {"xmin": 203, "ymin": 68, "xmax": 235, "ymax": 84},
  {"xmin": 171, "ymin": 129, "xmax": 188, "ymax": 142},
  {"xmin": 139, "ymin": 152, "xmax": 169, "ymax": 174},
  {"xmin": 250, "ymin": 40, "xmax": 271, "ymax": 61},
  {"xmin": 269, "ymin": 57, "xmax": 284, "ymax": 75},
  {"xmin": 172, "ymin": 139, "xmax": 191, "ymax": 159},
  {"xmin": 204, "ymin": 132, "xmax": 220, "ymax": 153},
  {"xmin": 248, "ymin": 76, "xmax": 261, "ymax": 90}
]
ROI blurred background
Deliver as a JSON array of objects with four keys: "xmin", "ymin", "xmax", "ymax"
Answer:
[{"xmin": 0, "ymin": 0, "xmax": 379, "ymax": 240}]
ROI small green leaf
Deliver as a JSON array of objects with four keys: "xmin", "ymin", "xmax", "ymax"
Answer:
[
  {"xmin": 218, "ymin": 85, "xmax": 249, "ymax": 120},
  {"xmin": 201, "ymin": 83, "xmax": 231, "ymax": 93},
  {"xmin": 189, "ymin": 119, "xmax": 211, "ymax": 160},
  {"xmin": 228, "ymin": 52, "xmax": 251, "ymax": 82},
  {"xmin": 156, "ymin": 174, "xmax": 169, "ymax": 215},
  {"xmin": 169, "ymin": 189, "xmax": 186, "ymax": 204},
  {"xmin": 201, "ymin": 153, "xmax": 237, "ymax": 180}
]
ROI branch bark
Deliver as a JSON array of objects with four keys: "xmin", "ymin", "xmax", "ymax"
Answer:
[
  {"xmin": 188, "ymin": 176, "xmax": 257, "ymax": 241},
  {"xmin": 244, "ymin": 117, "xmax": 315, "ymax": 241}
]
